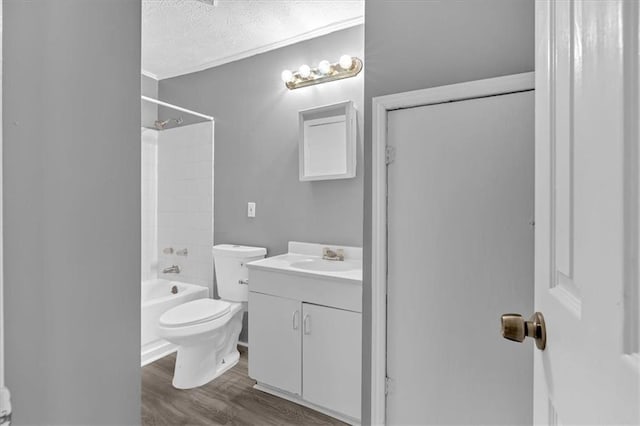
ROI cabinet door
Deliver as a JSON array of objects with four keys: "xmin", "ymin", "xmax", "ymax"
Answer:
[
  {"xmin": 302, "ymin": 303, "xmax": 361, "ymax": 419},
  {"xmin": 248, "ymin": 292, "xmax": 302, "ymax": 395}
]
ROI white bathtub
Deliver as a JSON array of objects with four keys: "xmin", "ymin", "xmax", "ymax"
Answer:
[{"xmin": 141, "ymin": 278, "xmax": 209, "ymax": 366}]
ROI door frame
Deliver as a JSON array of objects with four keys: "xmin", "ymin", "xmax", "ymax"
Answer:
[{"xmin": 370, "ymin": 71, "xmax": 535, "ymax": 424}]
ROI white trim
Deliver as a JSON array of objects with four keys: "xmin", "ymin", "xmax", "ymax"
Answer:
[
  {"xmin": 370, "ymin": 85, "xmax": 388, "ymax": 426},
  {"xmin": 370, "ymin": 72, "xmax": 535, "ymax": 425},
  {"xmin": 141, "ymin": 96, "xmax": 214, "ymax": 121},
  {"xmin": 143, "ymin": 17, "xmax": 364, "ymax": 80},
  {"xmin": 141, "ymin": 69, "xmax": 160, "ymax": 81}
]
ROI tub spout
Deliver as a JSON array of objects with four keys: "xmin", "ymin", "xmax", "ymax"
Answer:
[{"xmin": 163, "ymin": 265, "xmax": 180, "ymax": 274}]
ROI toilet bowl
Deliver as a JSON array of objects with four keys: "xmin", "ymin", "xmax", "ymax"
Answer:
[
  {"xmin": 157, "ymin": 244, "xmax": 266, "ymax": 389},
  {"xmin": 158, "ymin": 298, "xmax": 243, "ymax": 389}
]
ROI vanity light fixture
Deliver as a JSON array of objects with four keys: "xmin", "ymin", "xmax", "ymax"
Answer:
[{"xmin": 281, "ymin": 54, "xmax": 363, "ymax": 90}]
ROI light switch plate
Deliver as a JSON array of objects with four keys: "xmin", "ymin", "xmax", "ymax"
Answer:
[{"xmin": 248, "ymin": 202, "xmax": 256, "ymax": 218}]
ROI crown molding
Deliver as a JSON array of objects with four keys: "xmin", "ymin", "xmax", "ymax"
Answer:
[
  {"xmin": 141, "ymin": 69, "xmax": 160, "ymax": 81},
  {"xmin": 142, "ymin": 16, "xmax": 364, "ymax": 81}
]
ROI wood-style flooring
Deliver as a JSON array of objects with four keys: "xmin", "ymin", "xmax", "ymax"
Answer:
[{"xmin": 141, "ymin": 347, "xmax": 347, "ymax": 426}]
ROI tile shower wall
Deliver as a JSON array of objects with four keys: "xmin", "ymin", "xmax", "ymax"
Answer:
[
  {"xmin": 142, "ymin": 128, "xmax": 159, "ymax": 281},
  {"xmin": 158, "ymin": 122, "xmax": 214, "ymax": 295}
]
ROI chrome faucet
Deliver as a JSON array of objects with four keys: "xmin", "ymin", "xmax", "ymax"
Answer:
[
  {"xmin": 163, "ymin": 265, "xmax": 181, "ymax": 274},
  {"xmin": 322, "ymin": 247, "xmax": 345, "ymax": 261}
]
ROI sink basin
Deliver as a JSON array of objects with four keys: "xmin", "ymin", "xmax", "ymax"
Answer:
[{"xmin": 289, "ymin": 259, "xmax": 358, "ymax": 273}]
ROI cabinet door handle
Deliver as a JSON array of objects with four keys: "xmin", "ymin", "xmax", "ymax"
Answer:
[
  {"xmin": 292, "ymin": 310, "xmax": 300, "ymax": 330},
  {"xmin": 303, "ymin": 314, "xmax": 311, "ymax": 335}
]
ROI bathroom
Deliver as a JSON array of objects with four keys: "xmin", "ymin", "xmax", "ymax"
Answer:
[
  {"xmin": 140, "ymin": 2, "xmax": 364, "ymax": 424},
  {"xmin": 6, "ymin": 1, "xmax": 638, "ymax": 425}
]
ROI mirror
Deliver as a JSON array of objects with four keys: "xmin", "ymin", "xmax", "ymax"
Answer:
[{"xmin": 299, "ymin": 101, "xmax": 356, "ymax": 181}]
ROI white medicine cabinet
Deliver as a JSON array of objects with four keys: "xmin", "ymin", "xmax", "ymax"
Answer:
[{"xmin": 298, "ymin": 101, "xmax": 356, "ymax": 181}]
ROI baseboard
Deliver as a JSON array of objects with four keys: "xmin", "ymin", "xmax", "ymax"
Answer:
[{"xmin": 253, "ymin": 383, "xmax": 360, "ymax": 426}]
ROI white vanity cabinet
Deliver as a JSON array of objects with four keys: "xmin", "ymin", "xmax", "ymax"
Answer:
[
  {"xmin": 248, "ymin": 291, "xmax": 301, "ymax": 395},
  {"xmin": 301, "ymin": 303, "xmax": 362, "ymax": 420},
  {"xmin": 247, "ymin": 257, "xmax": 362, "ymax": 425}
]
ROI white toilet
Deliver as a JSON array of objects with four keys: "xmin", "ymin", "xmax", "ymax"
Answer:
[{"xmin": 157, "ymin": 244, "xmax": 266, "ymax": 389}]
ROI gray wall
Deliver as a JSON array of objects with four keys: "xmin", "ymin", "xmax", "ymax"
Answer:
[
  {"xmin": 159, "ymin": 25, "xmax": 364, "ymax": 257},
  {"xmin": 4, "ymin": 1, "xmax": 141, "ymax": 424},
  {"xmin": 362, "ymin": 0, "xmax": 534, "ymax": 423}
]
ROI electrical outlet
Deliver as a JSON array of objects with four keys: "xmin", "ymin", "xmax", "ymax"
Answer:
[{"xmin": 247, "ymin": 202, "xmax": 256, "ymax": 218}]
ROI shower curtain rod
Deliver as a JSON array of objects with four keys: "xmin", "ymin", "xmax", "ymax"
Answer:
[{"xmin": 141, "ymin": 96, "xmax": 214, "ymax": 121}]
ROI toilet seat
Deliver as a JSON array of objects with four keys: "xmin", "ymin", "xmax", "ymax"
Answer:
[{"xmin": 160, "ymin": 299, "xmax": 231, "ymax": 328}]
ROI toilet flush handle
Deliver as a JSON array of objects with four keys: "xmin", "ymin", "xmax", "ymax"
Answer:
[{"xmin": 238, "ymin": 279, "xmax": 249, "ymax": 285}]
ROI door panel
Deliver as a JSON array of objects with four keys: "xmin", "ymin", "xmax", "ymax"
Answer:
[
  {"xmin": 534, "ymin": 1, "xmax": 640, "ymax": 423},
  {"xmin": 302, "ymin": 303, "xmax": 361, "ymax": 420},
  {"xmin": 386, "ymin": 91, "xmax": 534, "ymax": 425},
  {"xmin": 248, "ymin": 292, "xmax": 301, "ymax": 395}
]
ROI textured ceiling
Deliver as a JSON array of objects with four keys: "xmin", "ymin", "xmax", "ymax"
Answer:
[{"xmin": 142, "ymin": 0, "xmax": 364, "ymax": 80}]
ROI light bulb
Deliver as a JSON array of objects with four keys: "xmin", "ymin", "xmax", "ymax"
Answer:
[
  {"xmin": 318, "ymin": 60, "xmax": 331, "ymax": 75},
  {"xmin": 281, "ymin": 69, "xmax": 294, "ymax": 83},
  {"xmin": 339, "ymin": 54, "xmax": 353, "ymax": 70},
  {"xmin": 298, "ymin": 64, "xmax": 311, "ymax": 78}
]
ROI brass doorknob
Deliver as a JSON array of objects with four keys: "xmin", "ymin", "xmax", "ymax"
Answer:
[{"xmin": 501, "ymin": 312, "xmax": 546, "ymax": 350}]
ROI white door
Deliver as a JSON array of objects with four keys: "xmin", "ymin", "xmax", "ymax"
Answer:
[
  {"xmin": 248, "ymin": 292, "xmax": 301, "ymax": 395},
  {"xmin": 302, "ymin": 303, "xmax": 361, "ymax": 420},
  {"xmin": 534, "ymin": 1, "xmax": 640, "ymax": 424},
  {"xmin": 385, "ymin": 89, "xmax": 534, "ymax": 425}
]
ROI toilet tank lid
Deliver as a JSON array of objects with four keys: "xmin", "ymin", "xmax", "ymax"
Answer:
[{"xmin": 213, "ymin": 244, "xmax": 267, "ymax": 258}]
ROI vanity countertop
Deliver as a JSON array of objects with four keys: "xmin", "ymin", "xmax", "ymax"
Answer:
[
  {"xmin": 246, "ymin": 242, "xmax": 362, "ymax": 284},
  {"xmin": 247, "ymin": 253, "xmax": 362, "ymax": 284}
]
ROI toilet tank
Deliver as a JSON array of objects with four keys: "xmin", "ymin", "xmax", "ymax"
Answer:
[{"xmin": 212, "ymin": 244, "xmax": 267, "ymax": 302}]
